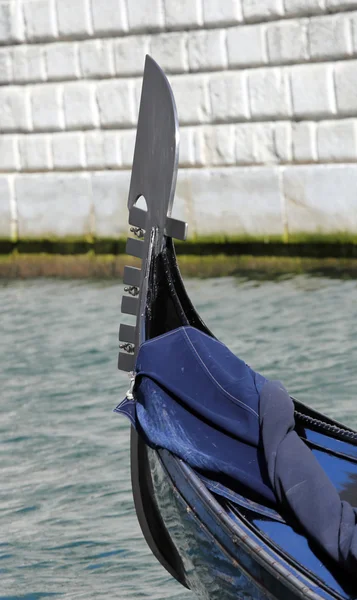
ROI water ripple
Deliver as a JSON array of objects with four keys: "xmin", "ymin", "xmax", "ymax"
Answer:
[{"xmin": 0, "ymin": 276, "xmax": 356, "ymax": 599}]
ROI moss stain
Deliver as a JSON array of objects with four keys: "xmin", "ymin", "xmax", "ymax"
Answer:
[
  {"xmin": 2, "ymin": 233, "xmax": 357, "ymax": 278},
  {"xmin": 1, "ymin": 253, "xmax": 357, "ymax": 279}
]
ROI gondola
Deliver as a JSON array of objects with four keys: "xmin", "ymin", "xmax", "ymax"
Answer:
[{"xmin": 115, "ymin": 56, "xmax": 357, "ymax": 599}]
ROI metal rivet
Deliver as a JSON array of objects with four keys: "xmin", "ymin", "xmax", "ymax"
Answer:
[
  {"xmin": 119, "ymin": 343, "xmax": 135, "ymax": 354},
  {"xmin": 130, "ymin": 226, "xmax": 145, "ymax": 238},
  {"xmin": 124, "ymin": 285, "xmax": 139, "ymax": 296}
]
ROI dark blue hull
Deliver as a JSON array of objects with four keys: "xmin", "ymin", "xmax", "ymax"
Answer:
[
  {"xmin": 149, "ymin": 446, "xmax": 272, "ymax": 600},
  {"xmin": 144, "ymin": 440, "xmax": 356, "ymax": 600}
]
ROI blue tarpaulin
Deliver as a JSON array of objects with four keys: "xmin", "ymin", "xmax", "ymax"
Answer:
[{"xmin": 116, "ymin": 326, "xmax": 357, "ymax": 573}]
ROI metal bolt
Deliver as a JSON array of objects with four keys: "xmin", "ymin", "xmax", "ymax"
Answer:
[
  {"xmin": 130, "ymin": 226, "xmax": 145, "ymax": 238},
  {"xmin": 124, "ymin": 286, "xmax": 139, "ymax": 296},
  {"xmin": 119, "ymin": 343, "xmax": 135, "ymax": 354}
]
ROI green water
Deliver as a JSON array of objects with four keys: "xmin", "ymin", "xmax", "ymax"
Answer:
[{"xmin": 1, "ymin": 276, "xmax": 357, "ymax": 599}]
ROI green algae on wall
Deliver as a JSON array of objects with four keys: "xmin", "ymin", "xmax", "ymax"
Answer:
[
  {"xmin": 2, "ymin": 232, "xmax": 357, "ymax": 259},
  {"xmin": 2, "ymin": 231, "xmax": 357, "ymax": 278},
  {"xmin": 2, "ymin": 252, "xmax": 357, "ymax": 279}
]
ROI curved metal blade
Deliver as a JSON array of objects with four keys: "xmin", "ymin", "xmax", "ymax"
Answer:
[
  {"xmin": 119, "ymin": 55, "xmax": 186, "ymax": 372},
  {"xmin": 128, "ymin": 55, "xmax": 179, "ymax": 224}
]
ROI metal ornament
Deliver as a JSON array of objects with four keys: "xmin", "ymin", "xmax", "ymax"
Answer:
[{"xmin": 118, "ymin": 55, "xmax": 188, "ymax": 372}]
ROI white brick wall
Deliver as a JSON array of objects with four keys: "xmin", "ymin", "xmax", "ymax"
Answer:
[{"xmin": 1, "ymin": 0, "xmax": 357, "ymax": 241}]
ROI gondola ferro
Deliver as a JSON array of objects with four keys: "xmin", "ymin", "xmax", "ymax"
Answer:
[{"xmin": 116, "ymin": 56, "xmax": 357, "ymax": 600}]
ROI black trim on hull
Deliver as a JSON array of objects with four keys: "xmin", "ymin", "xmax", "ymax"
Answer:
[{"xmin": 130, "ymin": 428, "xmax": 188, "ymax": 588}]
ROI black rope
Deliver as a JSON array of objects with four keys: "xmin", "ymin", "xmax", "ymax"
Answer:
[{"xmin": 295, "ymin": 410, "xmax": 357, "ymax": 442}]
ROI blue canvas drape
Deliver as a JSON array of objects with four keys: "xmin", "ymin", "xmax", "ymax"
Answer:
[{"xmin": 116, "ymin": 326, "xmax": 357, "ymax": 574}]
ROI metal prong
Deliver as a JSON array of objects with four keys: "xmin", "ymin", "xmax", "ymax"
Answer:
[
  {"xmin": 118, "ymin": 352, "xmax": 135, "ymax": 372},
  {"xmin": 121, "ymin": 296, "xmax": 139, "ymax": 316},
  {"xmin": 119, "ymin": 323, "xmax": 136, "ymax": 343},
  {"xmin": 126, "ymin": 238, "xmax": 144, "ymax": 259},
  {"xmin": 165, "ymin": 217, "xmax": 188, "ymax": 241},
  {"xmin": 123, "ymin": 266, "xmax": 141, "ymax": 287},
  {"xmin": 129, "ymin": 206, "xmax": 146, "ymax": 229}
]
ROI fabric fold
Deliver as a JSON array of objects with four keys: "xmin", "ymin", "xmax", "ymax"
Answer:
[{"xmin": 115, "ymin": 325, "xmax": 357, "ymax": 574}]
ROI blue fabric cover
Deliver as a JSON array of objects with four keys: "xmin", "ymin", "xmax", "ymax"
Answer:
[
  {"xmin": 260, "ymin": 380, "xmax": 357, "ymax": 572},
  {"xmin": 116, "ymin": 326, "xmax": 357, "ymax": 573}
]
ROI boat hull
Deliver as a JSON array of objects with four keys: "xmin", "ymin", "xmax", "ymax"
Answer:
[
  {"xmin": 147, "ymin": 445, "xmax": 337, "ymax": 600},
  {"xmin": 148, "ymin": 446, "xmax": 272, "ymax": 600},
  {"xmin": 127, "ymin": 238, "xmax": 357, "ymax": 599}
]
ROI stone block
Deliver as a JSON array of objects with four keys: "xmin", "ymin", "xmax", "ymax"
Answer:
[
  {"xmin": 248, "ymin": 68, "xmax": 291, "ymax": 119},
  {"xmin": 0, "ymin": 136, "xmax": 19, "ymax": 171},
  {"xmin": 326, "ymin": 0, "xmax": 357, "ymax": 9},
  {"xmin": 274, "ymin": 121, "xmax": 292, "ymax": 162},
  {"xmin": 91, "ymin": 171, "xmax": 130, "ymax": 237},
  {"xmin": 90, "ymin": 0, "xmax": 128, "ymax": 35},
  {"xmin": 179, "ymin": 127, "xmax": 195, "ymax": 166},
  {"xmin": 192, "ymin": 128, "xmax": 206, "ymax": 166},
  {"xmin": 227, "ymin": 25, "xmax": 265, "ymax": 68},
  {"xmin": 252, "ymin": 123, "xmax": 278, "ymax": 164},
  {"xmin": 351, "ymin": 12, "xmax": 357, "ymax": 53},
  {"xmin": 79, "ymin": 39, "xmax": 114, "ymax": 78},
  {"xmin": 171, "ymin": 75, "xmax": 210, "ymax": 124},
  {"xmin": 173, "ymin": 170, "xmax": 196, "ymax": 230},
  {"xmin": 179, "ymin": 127, "xmax": 206, "ymax": 166},
  {"xmin": 103, "ymin": 131, "xmax": 121, "ymax": 168},
  {"xmin": 0, "ymin": 87, "xmax": 31, "ymax": 132},
  {"xmin": 119, "ymin": 130, "xmax": 135, "ymax": 167},
  {"xmin": 186, "ymin": 167, "xmax": 283, "ymax": 237},
  {"xmin": 242, "ymin": 0, "xmax": 284, "ymax": 22},
  {"xmin": 317, "ymin": 119, "xmax": 357, "ymax": 161},
  {"xmin": 84, "ymin": 131, "xmax": 104, "ymax": 169},
  {"xmin": 282, "ymin": 0, "xmax": 325, "ymax": 17},
  {"xmin": 16, "ymin": 173, "xmax": 92, "ymax": 238},
  {"xmin": 188, "ymin": 30, "xmax": 227, "ymax": 72},
  {"xmin": 0, "ymin": 1, "xmax": 24, "ymax": 44},
  {"xmin": 164, "ymin": 0, "xmax": 202, "ymax": 30},
  {"xmin": 266, "ymin": 20, "xmax": 308, "ymax": 64},
  {"xmin": 63, "ymin": 82, "xmax": 98, "ymax": 129},
  {"xmin": 0, "ymin": 48, "xmax": 12, "ymax": 84},
  {"xmin": 292, "ymin": 122, "xmax": 317, "ymax": 162},
  {"xmin": 113, "ymin": 36, "xmax": 149, "ymax": 76},
  {"xmin": 12, "ymin": 46, "xmax": 46, "ymax": 83},
  {"xmin": 133, "ymin": 77, "xmax": 143, "ymax": 114},
  {"xmin": 237, "ymin": 123, "xmax": 279, "ymax": 165},
  {"xmin": 127, "ymin": 0, "xmax": 164, "ymax": 32},
  {"xmin": 290, "ymin": 64, "xmax": 335, "ymax": 118},
  {"xmin": 203, "ymin": 125, "xmax": 236, "ymax": 165},
  {"xmin": 235, "ymin": 124, "xmax": 255, "ymax": 164},
  {"xmin": 202, "ymin": 0, "xmax": 242, "ymax": 25},
  {"xmin": 96, "ymin": 80, "xmax": 135, "ymax": 128},
  {"xmin": 19, "ymin": 134, "xmax": 52, "ymax": 171},
  {"xmin": 23, "ymin": 0, "xmax": 57, "ymax": 41},
  {"xmin": 150, "ymin": 32, "xmax": 188, "ymax": 73},
  {"xmin": 308, "ymin": 14, "xmax": 352, "ymax": 60},
  {"xmin": 209, "ymin": 72, "xmax": 249, "ymax": 122},
  {"xmin": 283, "ymin": 165, "xmax": 357, "ymax": 234},
  {"xmin": 335, "ymin": 60, "xmax": 357, "ymax": 116},
  {"xmin": 0, "ymin": 177, "xmax": 11, "ymax": 238},
  {"xmin": 85, "ymin": 130, "xmax": 121, "ymax": 169},
  {"xmin": 52, "ymin": 132, "xmax": 85, "ymax": 169},
  {"xmin": 31, "ymin": 84, "xmax": 64, "ymax": 131},
  {"xmin": 45, "ymin": 42, "xmax": 80, "ymax": 81},
  {"xmin": 56, "ymin": 0, "xmax": 92, "ymax": 38}
]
